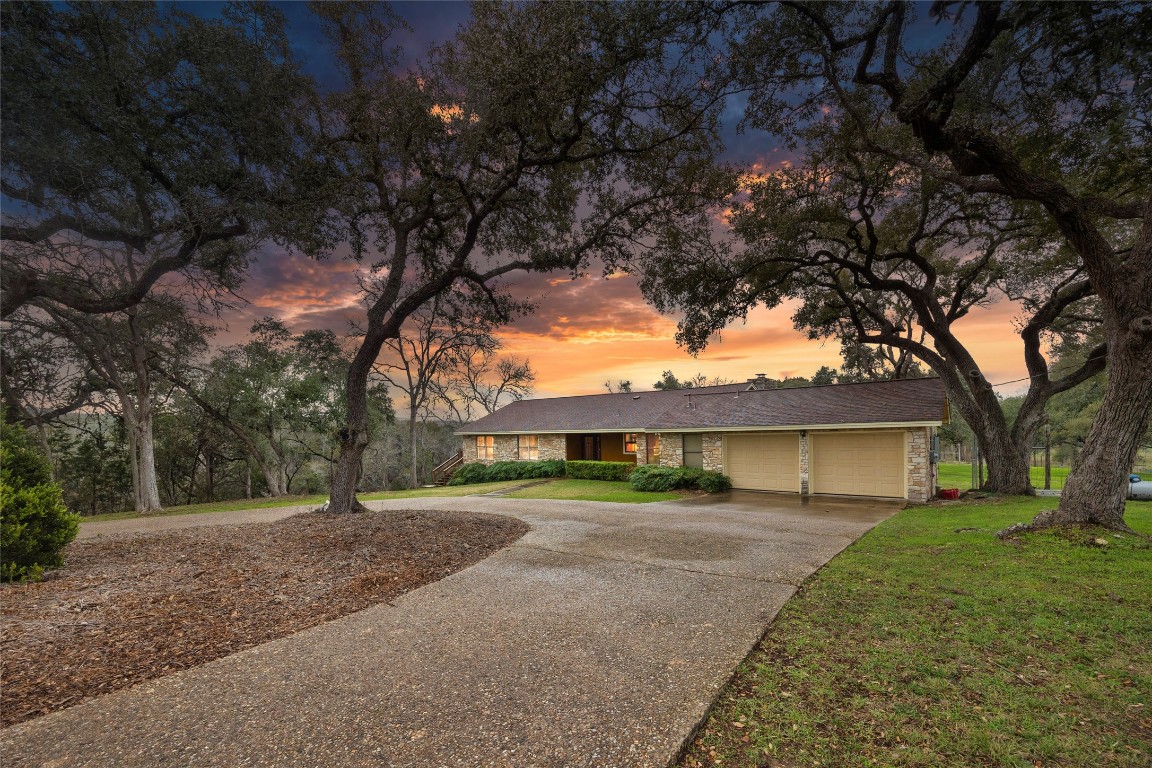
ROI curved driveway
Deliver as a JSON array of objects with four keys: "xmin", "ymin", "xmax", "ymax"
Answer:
[{"xmin": 3, "ymin": 492, "xmax": 900, "ymax": 768}]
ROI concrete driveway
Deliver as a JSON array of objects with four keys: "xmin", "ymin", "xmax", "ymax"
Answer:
[{"xmin": 3, "ymin": 493, "xmax": 901, "ymax": 768}]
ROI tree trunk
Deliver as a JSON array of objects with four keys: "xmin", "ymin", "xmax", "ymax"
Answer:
[
  {"xmin": 124, "ymin": 416, "xmax": 142, "ymax": 513},
  {"xmin": 136, "ymin": 410, "xmax": 163, "ymax": 513},
  {"xmin": 979, "ymin": 427, "xmax": 1032, "ymax": 495},
  {"xmin": 937, "ymin": 364, "xmax": 1034, "ymax": 496},
  {"xmin": 1048, "ymin": 324, "xmax": 1152, "ymax": 529},
  {"xmin": 206, "ymin": 452, "xmax": 215, "ymax": 502},
  {"xmin": 408, "ymin": 406, "xmax": 419, "ymax": 489},
  {"xmin": 329, "ymin": 329, "xmax": 384, "ymax": 514}
]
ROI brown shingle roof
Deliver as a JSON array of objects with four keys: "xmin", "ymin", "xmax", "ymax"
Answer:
[{"xmin": 457, "ymin": 378, "xmax": 946, "ymax": 434}]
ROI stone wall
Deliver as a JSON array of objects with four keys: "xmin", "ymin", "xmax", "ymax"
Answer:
[
  {"xmin": 799, "ymin": 432, "xmax": 810, "ymax": 495},
  {"xmin": 538, "ymin": 434, "xmax": 566, "ymax": 461},
  {"xmin": 656, "ymin": 432, "xmax": 683, "ymax": 467},
  {"xmin": 701, "ymin": 433, "xmax": 723, "ymax": 472},
  {"xmin": 459, "ymin": 434, "xmax": 517, "ymax": 465},
  {"xmin": 906, "ymin": 426, "xmax": 934, "ymax": 503},
  {"xmin": 634, "ymin": 433, "xmax": 649, "ymax": 465}
]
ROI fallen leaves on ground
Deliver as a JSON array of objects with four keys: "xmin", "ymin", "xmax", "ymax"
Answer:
[{"xmin": 0, "ymin": 509, "xmax": 528, "ymax": 727}]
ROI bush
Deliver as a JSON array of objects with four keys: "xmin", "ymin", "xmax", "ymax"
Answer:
[
  {"xmin": 697, "ymin": 471, "xmax": 733, "ymax": 493},
  {"xmin": 629, "ymin": 464, "xmax": 732, "ymax": 493},
  {"xmin": 629, "ymin": 465, "xmax": 688, "ymax": 491},
  {"xmin": 447, "ymin": 462, "xmax": 490, "ymax": 486},
  {"xmin": 0, "ymin": 426, "xmax": 80, "ymax": 583},
  {"xmin": 448, "ymin": 459, "xmax": 566, "ymax": 486},
  {"xmin": 565, "ymin": 460, "xmax": 634, "ymax": 481}
]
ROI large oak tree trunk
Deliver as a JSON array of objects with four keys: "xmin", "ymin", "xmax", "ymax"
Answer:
[
  {"xmin": 136, "ymin": 410, "xmax": 163, "ymax": 513},
  {"xmin": 1051, "ymin": 321, "xmax": 1152, "ymax": 529},
  {"xmin": 978, "ymin": 423, "xmax": 1033, "ymax": 496},
  {"xmin": 931, "ymin": 362, "xmax": 1035, "ymax": 496}
]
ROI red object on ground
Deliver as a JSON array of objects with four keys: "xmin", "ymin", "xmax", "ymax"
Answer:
[{"xmin": 939, "ymin": 488, "xmax": 960, "ymax": 500}]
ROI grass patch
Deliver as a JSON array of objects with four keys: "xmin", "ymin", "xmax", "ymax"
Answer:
[
  {"xmin": 681, "ymin": 497, "xmax": 1152, "ymax": 768},
  {"xmin": 503, "ymin": 478, "xmax": 681, "ymax": 503},
  {"xmin": 79, "ymin": 481, "xmax": 532, "ymax": 523},
  {"xmin": 938, "ymin": 462, "xmax": 1071, "ymax": 491}
]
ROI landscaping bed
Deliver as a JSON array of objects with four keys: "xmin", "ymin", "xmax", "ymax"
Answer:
[{"xmin": 0, "ymin": 509, "xmax": 529, "ymax": 727}]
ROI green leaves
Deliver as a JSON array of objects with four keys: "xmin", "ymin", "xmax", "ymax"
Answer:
[{"xmin": 0, "ymin": 425, "xmax": 80, "ymax": 583}]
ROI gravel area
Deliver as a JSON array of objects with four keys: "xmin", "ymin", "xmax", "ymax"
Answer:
[{"xmin": 0, "ymin": 509, "xmax": 529, "ymax": 727}]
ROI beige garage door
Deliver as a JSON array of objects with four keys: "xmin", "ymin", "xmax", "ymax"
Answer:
[
  {"xmin": 724, "ymin": 433, "xmax": 800, "ymax": 492},
  {"xmin": 810, "ymin": 431, "xmax": 905, "ymax": 498}
]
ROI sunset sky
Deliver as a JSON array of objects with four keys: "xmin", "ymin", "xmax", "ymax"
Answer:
[{"xmin": 218, "ymin": 1, "xmax": 1032, "ymax": 400}]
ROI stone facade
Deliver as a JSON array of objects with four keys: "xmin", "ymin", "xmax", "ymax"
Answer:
[
  {"xmin": 634, "ymin": 433, "xmax": 649, "ymax": 466},
  {"xmin": 492, "ymin": 435, "xmax": 518, "ymax": 463},
  {"xmin": 461, "ymin": 433, "xmax": 568, "ymax": 464},
  {"xmin": 799, "ymin": 432, "xmax": 810, "ymax": 495},
  {"xmin": 906, "ymin": 426, "xmax": 934, "ymax": 503},
  {"xmin": 701, "ymin": 433, "xmax": 723, "ymax": 472},
  {"xmin": 656, "ymin": 432, "xmax": 683, "ymax": 467},
  {"xmin": 538, "ymin": 434, "xmax": 566, "ymax": 461}
]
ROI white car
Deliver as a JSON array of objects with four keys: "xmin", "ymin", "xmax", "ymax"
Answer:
[{"xmin": 1130, "ymin": 475, "xmax": 1152, "ymax": 500}]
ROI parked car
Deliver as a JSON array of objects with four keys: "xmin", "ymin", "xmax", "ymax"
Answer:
[{"xmin": 1130, "ymin": 474, "xmax": 1152, "ymax": 500}]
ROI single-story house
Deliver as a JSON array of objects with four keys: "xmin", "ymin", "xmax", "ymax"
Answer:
[{"xmin": 456, "ymin": 375, "xmax": 947, "ymax": 502}]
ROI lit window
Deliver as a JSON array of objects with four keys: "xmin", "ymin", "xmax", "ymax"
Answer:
[
  {"xmin": 518, "ymin": 435, "xmax": 539, "ymax": 460},
  {"xmin": 476, "ymin": 435, "xmax": 494, "ymax": 460},
  {"xmin": 624, "ymin": 433, "xmax": 638, "ymax": 454}
]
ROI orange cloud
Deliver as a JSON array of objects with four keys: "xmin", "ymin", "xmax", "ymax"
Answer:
[{"xmin": 229, "ymin": 249, "xmax": 1034, "ymax": 402}]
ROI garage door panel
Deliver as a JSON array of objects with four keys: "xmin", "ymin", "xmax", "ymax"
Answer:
[
  {"xmin": 724, "ymin": 433, "xmax": 800, "ymax": 492},
  {"xmin": 811, "ymin": 432, "xmax": 904, "ymax": 498}
]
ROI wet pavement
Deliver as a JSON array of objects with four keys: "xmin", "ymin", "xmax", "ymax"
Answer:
[{"xmin": 4, "ymin": 494, "xmax": 901, "ymax": 768}]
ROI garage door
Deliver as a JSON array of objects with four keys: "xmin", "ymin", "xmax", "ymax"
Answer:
[
  {"xmin": 810, "ymin": 431, "xmax": 905, "ymax": 498},
  {"xmin": 724, "ymin": 433, "xmax": 800, "ymax": 492}
]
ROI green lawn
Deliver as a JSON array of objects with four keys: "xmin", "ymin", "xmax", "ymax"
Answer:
[
  {"xmin": 681, "ymin": 497, "xmax": 1152, "ymax": 768},
  {"xmin": 938, "ymin": 462, "xmax": 1072, "ymax": 490},
  {"xmin": 79, "ymin": 480, "xmax": 532, "ymax": 522},
  {"xmin": 503, "ymin": 478, "xmax": 681, "ymax": 503}
]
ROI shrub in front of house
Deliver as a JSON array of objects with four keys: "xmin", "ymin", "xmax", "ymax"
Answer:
[
  {"xmin": 629, "ymin": 465, "xmax": 732, "ymax": 493},
  {"xmin": 447, "ymin": 462, "xmax": 490, "ymax": 485},
  {"xmin": 565, "ymin": 460, "xmax": 634, "ymax": 481},
  {"xmin": 0, "ymin": 425, "xmax": 81, "ymax": 583},
  {"xmin": 448, "ymin": 459, "xmax": 566, "ymax": 485},
  {"xmin": 482, "ymin": 460, "xmax": 566, "ymax": 482},
  {"xmin": 696, "ymin": 471, "xmax": 733, "ymax": 493},
  {"xmin": 629, "ymin": 465, "xmax": 687, "ymax": 491}
]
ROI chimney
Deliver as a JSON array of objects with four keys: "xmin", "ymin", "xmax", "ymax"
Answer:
[{"xmin": 746, "ymin": 373, "xmax": 770, "ymax": 391}]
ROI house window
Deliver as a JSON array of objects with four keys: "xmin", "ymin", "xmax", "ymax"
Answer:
[
  {"xmin": 518, "ymin": 434, "xmax": 539, "ymax": 460},
  {"xmin": 476, "ymin": 436, "xmax": 494, "ymax": 460},
  {"xmin": 623, "ymin": 433, "xmax": 638, "ymax": 454},
  {"xmin": 683, "ymin": 433, "xmax": 704, "ymax": 469}
]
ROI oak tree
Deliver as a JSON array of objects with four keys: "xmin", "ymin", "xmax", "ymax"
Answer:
[{"xmin": 309, "ymin": 2, "xmax": 729, "ymax": 512}]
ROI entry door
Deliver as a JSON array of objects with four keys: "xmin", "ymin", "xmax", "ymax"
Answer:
[{"xmin": 582, "ymin": 435, "xmax": 601, "ymax": 460}]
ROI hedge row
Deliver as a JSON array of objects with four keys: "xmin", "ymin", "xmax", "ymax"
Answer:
[
  {"xmin": 628, "ymin": 465, "xmax": 732, "ymax": 493},
  {"xmin": 447, "ymin": 459, "xmax": 566, "ymax": 486},
  {"xmin": 564, "ymin": 460, "xmax": 634, "ymax": 481},
  {"xmin": 448, "ymin": 458, "xmax": 732, "ymax": 495}
]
